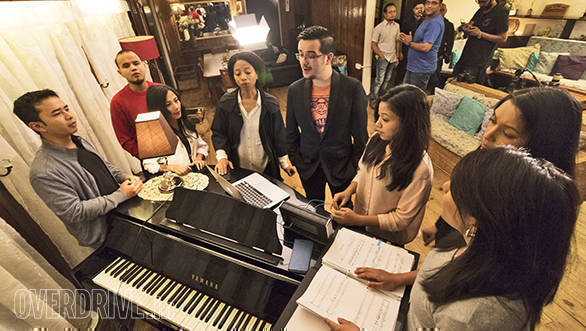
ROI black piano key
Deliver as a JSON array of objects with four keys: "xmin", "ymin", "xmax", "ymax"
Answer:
[
  {"xmin": 134, "ymin": 270, "xmax": 152, "ymax": 288},
  {"xmin": 109, "ymin": 259, "xmax": 128, "ymax": 276},
  {"xmin": 175, "ymin": 288, "xmax": 192, "ymax": 308},
  {"xmin": 195, "ymin": 296, "xmax": 212, "ymax": 319},
  {"xmin": 204, "ymin": 300, "xmax": 220, "ymax": 323},
  {"xmin": 234, "ymin": 311, "xmax": 248, "ymax": 330},
  {"xmin": 162, "ymin": 283, "xmax": 181, "ymax": 303},
  {"xmin": 226, "ymin": 310, "xmax": 243, "ymax": 331},
  {"xmin": 111, "ymin": 260, "xmax": 131, "ymax": 277},
  {"xmin": 187, "ymin": 293, "xmax": 205, "ymax": 315},
  {"xmin": 130, "ymin": 266, "xmax": 147, "ymax": 281},
  {"xmin": 258, "ymin": 320, "xmax": 267, "ymax": 331},
  {"xmin": 123, "ymin": 265, "xmax": 143, "ymax": 283},
  {"xmin": 103, "ymin": 257, "xmax": 122, "ymax": 274},
  {"xmin": 171, "ymin": 285, "xmax": 188, "ymax": 305},
  {"xmin": 147, "ymin": 275, "xmax": 164, "ymax": 294},
  {"xmin": 158, "ymin": 280, "xmax": 176, "ymax": 299},
  {"xmin": 168, "ymin": 284, "xmax": 185, "ymax": 304},
  {"xmin": 213, "ymin": 304, "xmax": 229, "ymax": 326},
  {"xmin": 143, "ymin": 274, "xmax": 160, "ymax": 293},
  {"xmin": 251, "ymin": 317, "xmax": 261, "ymax": 331},
  {"xmin": 218, "ymin": 306, "xmax": 234, "ymax": 329},
  {"xmin": 118, "ymin": 263, "xmax": 138, "ymax": 280},
  {"xmin": 183, "ymin": 292, "xmax": 200, "ymax": 313},
  {"xmin": 241, "ymin": 313, "xmax": 252, "ymax": 330}
]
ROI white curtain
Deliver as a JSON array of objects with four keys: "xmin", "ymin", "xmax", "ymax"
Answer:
[
  {"xmin": 0, "ymin": 217, "xmax": 98, "ymax": 329},
  {"xmin": 0, "ymin": 0, "xmax": 142, "ymax": 267}
]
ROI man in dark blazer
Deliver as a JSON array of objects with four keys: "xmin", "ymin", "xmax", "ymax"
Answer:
[{"xmin": 286, "ymin": 26, "xmax": 368, "ymax": 202}]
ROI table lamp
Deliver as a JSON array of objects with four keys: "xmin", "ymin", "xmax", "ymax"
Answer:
[
  {"xmin": 136, "ymin": 111, "xmax": 181, "ymax": 192},
  {"xmin": 136, "ymin": 110, "xmax": 178, "ymax": 159}
]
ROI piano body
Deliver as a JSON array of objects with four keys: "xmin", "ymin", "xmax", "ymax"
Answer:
[{"xmin": 73, "ymin": 169, "xmax": 327, "ymax": 330}]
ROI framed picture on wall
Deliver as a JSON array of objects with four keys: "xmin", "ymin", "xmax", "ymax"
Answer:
[{"xmin": 236, "ymin": 1, "xmax": 244, "ymax": 14}]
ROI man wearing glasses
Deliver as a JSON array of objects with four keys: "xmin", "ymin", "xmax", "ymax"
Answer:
[
  {"xmin": 286, "ymin": 26, "xmax": 368, "ymax": 203},
  {"xmin": 399, "ymin": 0, "xmax": 445, "ymax": 89},
  {"xmin": 453, "ymin": 0, "xmax": 508, "ymax": 84}
]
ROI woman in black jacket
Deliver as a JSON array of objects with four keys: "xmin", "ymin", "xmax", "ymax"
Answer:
[{"xmin": 211, "ymin": 51, "xmax": 295, "ymax": 180}]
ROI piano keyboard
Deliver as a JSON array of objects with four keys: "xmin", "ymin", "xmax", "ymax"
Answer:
[{"xmin": 93, "ymin": 257, "xmax": 272, "ymax": 330}]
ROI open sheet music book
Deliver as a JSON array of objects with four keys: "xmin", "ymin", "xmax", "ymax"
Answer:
[{"xmin": 295, "ymin": 228, "xmax": 415, "ymax": 331}]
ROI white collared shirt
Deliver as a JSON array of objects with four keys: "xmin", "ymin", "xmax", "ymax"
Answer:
[
  {"xmin": 215, "ymin": 89, "xmax": 290, "ymax": 172},
  {"xmin": 372, "ymin": 19, "xmax": 400, "ymax": 62}
]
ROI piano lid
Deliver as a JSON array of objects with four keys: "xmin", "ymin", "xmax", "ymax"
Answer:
[{"xmin": 165, "ymin": 188, "xmax": 282, "ymax": 255}]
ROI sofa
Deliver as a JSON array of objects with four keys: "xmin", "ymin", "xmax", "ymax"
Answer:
[
  {"xmin": 493, "ymin": 36, "xmax": 586, "ymax": 91},
  {"xmin": 428, "ymin": 81, "xmax": 507, "ymax": 159}
]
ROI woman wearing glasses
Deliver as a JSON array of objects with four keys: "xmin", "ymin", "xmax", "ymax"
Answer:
[{"xmin": 211, "ymin": 51, "xmax": 295, "ymax": 179}]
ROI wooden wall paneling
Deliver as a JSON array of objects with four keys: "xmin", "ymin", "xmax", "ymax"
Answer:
[
  {"xmin": 151, "ymin": 0, "xmax": 181, "ymax": 67},
  {"xmin": 277, "ymin": 0, "xmax": 311, "ymax": 52},
  {"xmin": 310, "ymin": 0, "xmax": 366, "ymax": 80}
]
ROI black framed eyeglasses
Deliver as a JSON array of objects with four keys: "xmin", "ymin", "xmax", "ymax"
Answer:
[{"xmin": 295, "ymin": 52, "xmax": 325, "ymax": 60}]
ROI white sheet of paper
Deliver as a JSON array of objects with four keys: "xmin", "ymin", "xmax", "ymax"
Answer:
[
  {"xmin": 285, "ymin": 306, "xmax": 330, "ymax": 331},
  {"xmin": 322, "ymin": 228, "xmax": 414, "ymax": 298},
  {"xmin": 296, "ymin": 266, "xmax": 400, "ymax": 331}
]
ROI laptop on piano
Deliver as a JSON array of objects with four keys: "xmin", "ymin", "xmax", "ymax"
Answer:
[{"xmin": 206, "ymin": 165, "xmax": 289, "ymax": 209}]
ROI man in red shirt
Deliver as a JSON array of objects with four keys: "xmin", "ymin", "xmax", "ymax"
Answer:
[{"xmin": 110, "ymin": 50, "xmax": 159, "ymax": 157}]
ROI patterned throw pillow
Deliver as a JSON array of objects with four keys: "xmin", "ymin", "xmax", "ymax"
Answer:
[
  {"xmin": 430, "ymin": 88, "xmax": 462, "ymax": 120},
  {"xmin": 534, "ymin": 51, "xmax": 570, "ymax": 75},
  {"xmin": 444, "ymin": 83, "xmax": 483, "ymax": 99},
  {"xmin": 448, "ymin": 96, "xmax": 487, "ymax": 135},
  {"xmin": 496, "ymin": 44, "xmax": 541, "ymax": 71},
  {"xmin": 475, "ymin": 107, "xmax": 494, "ymax": 139}
]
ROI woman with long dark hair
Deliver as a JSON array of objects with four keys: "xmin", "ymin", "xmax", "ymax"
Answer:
[
  {"xmin": 211, "ymin": 51, "xmax": 295, "ymax": 179},
  {"xmin": 327, "ymin": 147, "xmax": 580, "ymax": 330},
  {"xmin": 142, "ymin": 85, "xmax": 208, "ymax": 175},
  {"xmin": 423, "ymin": 86, "xmax": 582, "ymax": 247},
  {"xmin": 331, "ymin": 85, "xmax": 432, "ymax": 245}
]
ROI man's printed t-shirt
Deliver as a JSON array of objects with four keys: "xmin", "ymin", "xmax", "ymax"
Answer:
[{"xmin": 311, "ymin": 84, "xmax": 331, "ymax": 135}]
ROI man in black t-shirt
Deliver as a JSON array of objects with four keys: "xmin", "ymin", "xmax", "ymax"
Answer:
[{"xmin": 453, "ymin": 0, "xmax": 508, "ymax": 83}]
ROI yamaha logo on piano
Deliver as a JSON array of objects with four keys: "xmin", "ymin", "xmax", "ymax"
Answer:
[{"xmin": 192, "ymin": 274, "xmax": 220, "ymax": 290}]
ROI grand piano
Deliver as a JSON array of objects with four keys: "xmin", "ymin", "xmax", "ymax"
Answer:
[{"xmin": 73, "ymin": 168, "xmax": 333, "ymax": 330}]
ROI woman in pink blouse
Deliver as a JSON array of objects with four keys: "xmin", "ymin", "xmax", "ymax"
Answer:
[{"xmin": 331, "ymin": 85, "xmax": 432, "ymax": 245}]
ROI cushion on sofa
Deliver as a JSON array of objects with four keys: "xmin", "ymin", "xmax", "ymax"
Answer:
[
  {"xmin": 430, "ymin": 88, "xmax": 462, "ymax": 120},
  {"xmin": 534, "ymin": 51, "xmax": 569, "ymax": 75},
  {"xmin": 475, "ymin": 107, "xmax": 495, "ymax": 139},
  {"xmin": 450, "ymin": 50, "xmax": 462, "ymax": 69},
  {"xmin": 448, "ymin": 96, "xmax": 487, "ymax": 135},
  {"xmin": 550, "ymin": 55, "xmax": 586, "ymax": 80},
  {"xmin": 496, "ymin": 44, "xmax": 540, "ymax": 71},
  {"xmin": 443, "ymin": 84, "xmax": 483, "ymax": 99},
  {"xmin": 431, "ymin": 115, "xmax": 480, "ymax": 157},
  {"xmin": 526, "ymin": 52, "xmax": 540, "ymax": 71}
]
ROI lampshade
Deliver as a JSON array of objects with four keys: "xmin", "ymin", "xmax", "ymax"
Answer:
[
  {"xmin": 135, "ymin": 111, "xmax": 178, "ymax": 160},
  {"xmin": 119, "ymin": 35, "xmax": 160, "ymax": 61}
]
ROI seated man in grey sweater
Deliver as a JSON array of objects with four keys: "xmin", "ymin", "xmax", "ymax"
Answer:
[{"xmin": 13, "ymin": 89, "xmax": 143, "ymax": 248}]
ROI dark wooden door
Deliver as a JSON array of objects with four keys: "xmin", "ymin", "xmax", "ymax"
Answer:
[{"xmin": 311, "ymin": 0, "xmax": 367, "ymax": 80}]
